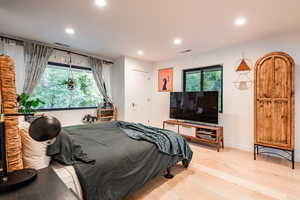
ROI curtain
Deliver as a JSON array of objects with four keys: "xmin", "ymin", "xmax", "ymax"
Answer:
[
  {"xmin": 102, "ymin": 63, "xmax": 112, "ymax": 100},
  {"xmin": 23, "ymin": 41, "xmax": 53, "ymax": 95},
  {"xmin": 88, "ymin": 57, "xmax": 112, "ymax": 103},
  {"xmin": 0, "ymin": 38, "xmax": 11, "ymax": 55},
  {"xmin": 0, "ymin": 38, "xmax": 25, "ymax": 94},
  {"xmin": 0, "ymin": 38, "xmax": 5, "ymax": 54}
]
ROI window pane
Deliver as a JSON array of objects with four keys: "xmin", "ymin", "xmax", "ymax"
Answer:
[
  {"xmin": 69, "ymin": 69, "xmax": 102, "ymax": 108},
  {"xmin": 31, "ymin": 65, "xmax": 71, "ymax": 109},
  {"xmin": 203, "ymin": 70, "xmax": 222, "ymax": 111},
  {"xmin": 183, "ymin": 66, "xmax": 223, "ymax": 112},
  {"xmin": 185, "ymin": 71, "xmax": 201, "ymax": 91},
  {"xmin": 31, "ymin": 64, "xmax": 102, "ymax": 109}
]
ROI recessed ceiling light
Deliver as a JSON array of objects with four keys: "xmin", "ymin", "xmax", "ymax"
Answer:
[
  {"xmin": 235, "ymin": 17, "xmax": 246, "ymax": 26},
  {"xmin": 95, "ymin": 0, "xmax": 107, "ymax": 7},
  {"xmin": 65, "ymin": 28, "xmax": 75, "ymax": 35},
  {"xmin": 137, "ymin": 50, "xmax": 144, "ymax": 55},
  {"xmin": 174, "ymin": 38, "xmax": 182, "ymax": 45}
]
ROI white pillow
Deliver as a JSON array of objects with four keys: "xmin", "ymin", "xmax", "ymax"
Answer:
[{"xmin": 19, "ymin": 121, "xmax": 52, "ymax": 170}]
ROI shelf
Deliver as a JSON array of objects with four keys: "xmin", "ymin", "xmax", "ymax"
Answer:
[
  {"xmin": 163, "ymin": 120, "xmax": 223, "ymax": 151},
  {"xmin": 100, "ymin": 116, "xmax": 113, "ymax": 119},
  {"xmin": 195, "ymin": 137, "xmax": 218, "ymax": 144},
  {"xmin": 196, "ymin": 130, "xmax": 215, "ymax": 136}
]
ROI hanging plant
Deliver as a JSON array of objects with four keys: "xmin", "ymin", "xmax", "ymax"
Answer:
[
  {"xmin": 63, "ymin": 78, "xmax": 76, "ymax": 90},
  {"xmin": 63, "ymin": 53, "xmax": 76, "ymax": 91}
]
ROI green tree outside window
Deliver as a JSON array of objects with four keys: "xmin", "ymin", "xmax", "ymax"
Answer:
[
  {"xmin": 31, "ymin": 64, "xmax": 102, "ymax": 109},
  {"xmin": 184, "ymin": 66, "xmax": 223, "ymax": 112}
]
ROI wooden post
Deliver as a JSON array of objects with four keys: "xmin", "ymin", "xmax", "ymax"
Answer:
[{"xmin": 0, "ymin": 55, "xmax": 23, "ymax": 172}]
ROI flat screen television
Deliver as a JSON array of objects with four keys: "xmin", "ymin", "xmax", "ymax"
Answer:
[{"xmin": 170, "ymin": 91, "xmax": 218, "ymax": 124}]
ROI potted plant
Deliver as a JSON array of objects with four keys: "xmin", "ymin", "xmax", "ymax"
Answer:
[{"xmin": 18, "ymin": 93, "xmax": 45, "ymax": 121}]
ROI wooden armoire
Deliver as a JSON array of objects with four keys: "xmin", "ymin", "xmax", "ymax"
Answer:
[{"xmin": 254, "ymin": 52, "xmax": 295, "ymax": 168}]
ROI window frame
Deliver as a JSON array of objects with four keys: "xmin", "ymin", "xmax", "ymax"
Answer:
[
  {"xmin": 183, "ymin": 65, "xmax": 223, "ymax": 113},
  {"xmin": 34, "ymin": 62, "xmax": 99, "ymax": 111}
]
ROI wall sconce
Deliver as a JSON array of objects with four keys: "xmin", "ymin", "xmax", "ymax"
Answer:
[{"xmin": 233, "ymin": 58, "xmax": 252, "ymax": 90}]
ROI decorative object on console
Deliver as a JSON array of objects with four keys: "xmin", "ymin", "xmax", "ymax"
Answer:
[
  {"xmin": 0, "ymin": 55, "xmax": 62, "ymax": 191},
  {"xmin": 254, "ymin": 52, "xmax": 295, "ymax": 169},
  {"xmin": 233, "ymin": 55, "xmax": 252, "ymax": 90},
  {"xmin": 158, "ymin": 68, "xmax": 173, "ymax": 92}
]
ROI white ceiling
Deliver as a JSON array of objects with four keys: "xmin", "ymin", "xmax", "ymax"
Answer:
[{"xmin": 0, "ymin": 0, "xmax": 300, "ymax": 62}]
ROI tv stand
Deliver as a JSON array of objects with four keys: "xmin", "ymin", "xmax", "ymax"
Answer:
[
  {"xmin": 182, "ymin": 120, "xmax": 219, "ymax": 128},
  {"xmin": 163, "ymin": 120, "xmax": 224, "ymax": 152}
]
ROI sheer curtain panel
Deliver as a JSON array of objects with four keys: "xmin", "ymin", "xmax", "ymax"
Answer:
[{"xmin": 23, "ymin": 41, "xmax": 53, "ymax": 95}]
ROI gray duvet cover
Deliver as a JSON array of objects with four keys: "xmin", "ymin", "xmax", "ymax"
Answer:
[{"xmin": 49, "ymin": 122, "xmax": 192, "ymax": 200}]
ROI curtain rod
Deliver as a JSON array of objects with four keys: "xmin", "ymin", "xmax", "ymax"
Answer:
[{"xmin": 0, "ymin": 34, "xmax": 114, "ymax": 65}]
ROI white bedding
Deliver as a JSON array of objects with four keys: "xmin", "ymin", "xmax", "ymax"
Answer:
[{"xmin": 51, "ymin": 161, "xmax": 83, "ymax": 200}]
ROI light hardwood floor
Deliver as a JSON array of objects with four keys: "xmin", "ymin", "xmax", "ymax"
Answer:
[{"xmin": 126, "ymin": 143, "xmax": 300, "ymax": 200}]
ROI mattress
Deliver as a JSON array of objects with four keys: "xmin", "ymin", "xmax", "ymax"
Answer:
[{"xmin": 51, "ymin": 161, "xmax": 83, "ymax": 200}]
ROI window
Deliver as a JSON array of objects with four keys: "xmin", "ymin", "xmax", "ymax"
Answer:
[
  {"xmin": 183, "ymin": 65, "xmax": 223, "ymax": 112},
  {"xmin": 31, "ymin": 62, "xmax": 102, "ymax": 110}
]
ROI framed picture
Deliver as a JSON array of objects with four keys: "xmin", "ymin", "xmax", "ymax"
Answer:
[{"xmin": 158, "ymin": 68, "xmax": 173, "ymax": 92}]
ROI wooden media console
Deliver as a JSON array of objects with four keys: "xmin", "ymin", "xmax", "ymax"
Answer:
[{"xmin": 163, "ymin": 120, "xmax": 224, "ymax": 152}]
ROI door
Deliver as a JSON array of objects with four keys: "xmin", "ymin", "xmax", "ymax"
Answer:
[{"xmin": 126, "ymin": 68, "xmax": 152, "ymax": 125}]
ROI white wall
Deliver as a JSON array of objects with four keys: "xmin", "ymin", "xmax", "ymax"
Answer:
[
  {"xmin": 151, "ymin": 30, "xmax": 300, "ymax": 161},
  {"xmin": 37, "ymin": 109, "xmax": 96, "ymax": 126},
  {"xmin": 111, "ymin": 56, "xmax": 154, "ymax": 121},
  {"xmin": 111, "ymin": 57, "xmax": 126, "ymax": 120}
]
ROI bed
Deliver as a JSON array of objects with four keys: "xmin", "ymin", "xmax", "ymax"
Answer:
[{"xmin": 48, "ymin": 121, "xmax": 193, "ymax": 200}]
